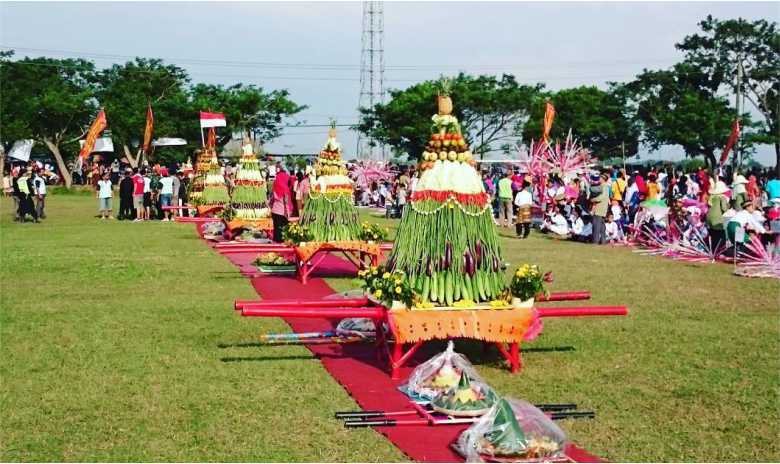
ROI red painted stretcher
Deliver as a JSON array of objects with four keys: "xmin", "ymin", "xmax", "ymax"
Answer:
[
  {"xmin": 236, "ymin": 291, "xmax": 627, "ymax": 379},
  {"xmin": 217, "ymin": 241, "xmax": 394, "ymax": 283}
]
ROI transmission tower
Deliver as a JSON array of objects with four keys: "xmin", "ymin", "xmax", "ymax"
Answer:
[{"xmin": 357, "ymin": 1, "xmax": 386, "ymax": 160}]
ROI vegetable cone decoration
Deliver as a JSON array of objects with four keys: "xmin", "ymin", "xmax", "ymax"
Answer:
[
  {"xmin": 388, "ymin": 83, "xmax": 505, "ymax": 304},
  {"xmin": 231, "ymin": 138, "xmax": 269, "ymax": 219},
  {"xmin": 299, "ymin": 121, "xmax": 360, "ymax": 241},
  {"xmin": 201, "ymin": 151, "xmax": 230, "ymax": 205},
  {"xmin": 189, "ymin": 149, "xmax": 215, "ymax": 202}
]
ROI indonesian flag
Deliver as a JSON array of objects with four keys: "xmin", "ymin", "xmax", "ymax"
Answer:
[
  {"xmin": 200, "ymin": 111, "xmax": 226, "ymax": 128},
  {"xmin": 719, "ymin": 119, "xmax": 741, "ymax": 166},
  {"xmin": 542, "ymin": 101, "xmax": 555, "ymax": 145},
  {"xmin": 79, "ymin": 109, "xmax": 108, "ymax": 159},
  {"xmin": 142, "ymin": 104, "xmax": 154, "ymax": 155}
]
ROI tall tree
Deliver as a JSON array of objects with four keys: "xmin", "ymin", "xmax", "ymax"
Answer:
[
  {"xmin": 95, "ymin": 58, "xmax": 191, "ymax": 167},
  {"xmin": 676, "ymin": 16, "xmax": 779, "ymax": 173},
  {"xmin": 358, "ymin": 73, "xmax": 543, "ymax": 159},
  {"xmin": 0, "ymin": 53, "xmax": 98, "ymax": 187},
  {"xmin": 624, "ymin": 62, "xmax": 752, "ymax": 168},
  {"xmin": 522, "ymin": 85, "xmax": 641, "ymax": 159},
  {"xmin": 189, "ymin": 83, "xmax": 306, "ymax": 147}
]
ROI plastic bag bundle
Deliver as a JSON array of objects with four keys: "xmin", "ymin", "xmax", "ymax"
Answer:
[
  {"xmin": 399, "ymin": 341, "xmax": 485, "ymax": 401},
  {"xmin": 430, "ymin": 372, "xmax": 499, "ymax": 417},
  {"xmin": 336, "ymin": 318, "xmax": 376, "ymax": 337},
  {"xmin": 203, "ymin": 221, "xmax": 225, "ymax": 236},
  {"xmin": 456, "ymin": 398, "xmax": 568, "ymax": 463}
]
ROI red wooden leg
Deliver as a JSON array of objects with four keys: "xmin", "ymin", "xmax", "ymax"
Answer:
[
  {"xmin": 510, "ymin": 342, "xmax": 521, "ymax": 373},
  {"xmin": 391, "ymin": 340, "xmax": 403, "ymax": 380}
]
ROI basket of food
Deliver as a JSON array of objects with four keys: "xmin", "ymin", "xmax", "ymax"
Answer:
[
  {"xmin": 398, "ymin": 341, "xmax": 485, "ymax": 401},
  {"xmin": 253, "ymin": 252, "xmax": 296, "ymax": 274},
  {"xmin": 454, "ymin": 398, "xmax": 568, "ymax": 462}
]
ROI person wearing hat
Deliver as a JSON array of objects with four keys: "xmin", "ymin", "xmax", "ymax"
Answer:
[
  {"xmin": 705, "ymin": 180, "xmax": 730, "ymax": 249},
  {"xmin": 117, "ymin": 168, "xmax": 135, "ymax": 220},
  {"xmin": 731, "ymin": 174, "xmax": 749, "ymax": 211},
  {"xmin": 726, "ymin": 200, "xmax": 766, "ymax": 253}
]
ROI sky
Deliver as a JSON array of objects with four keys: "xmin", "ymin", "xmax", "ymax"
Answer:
[{"xmin": 1, "ymin": 1, "xmax": 777, "ymax": 165}]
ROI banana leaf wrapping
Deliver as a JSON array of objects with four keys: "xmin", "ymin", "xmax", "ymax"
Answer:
[
  {"xmin": 455, "ymin": 398, "xmax": 567, "ymax": 462},
  {"xmin": 299, "ymin": 191, "xmax": 360, "ymax": 242}
]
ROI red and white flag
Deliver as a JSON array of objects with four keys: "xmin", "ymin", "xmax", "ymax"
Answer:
[{"xmin": 200, "ymin": 111, "xmax": 226, "ymax": 128}]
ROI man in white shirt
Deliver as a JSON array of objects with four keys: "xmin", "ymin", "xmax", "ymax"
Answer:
[
  {"xmin": 513, "ymin": 182, "xmax": 533, "ymax": 238},
  {"xmin": 96, "ymin": 172, "xmax": 114, "ymax": 219},
  {"xmin": 32, "ymin": 168, "xmax": 47, "ymax": 219}
]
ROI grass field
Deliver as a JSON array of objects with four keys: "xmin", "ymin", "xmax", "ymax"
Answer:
[{"xmin": 1, "ymin": 195, "xmax": 778, "ymax": 462}]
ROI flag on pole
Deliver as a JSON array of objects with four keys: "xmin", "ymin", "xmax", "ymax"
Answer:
[
  {"xmin": 142, "ymin": 104, "xmax": 154, "ymax": 155},
  {"xmin": 719, "ymin": 119, "xmax": 741, "ymax": 166},
  {"xmin": 79, "ymin": 109, "xmax": 108, "ymax": 159},
  {"xmin": 542, "ymin": 101, "xmax": 555, "ymax": 145},
  {"xmin": 200, "ymin": 111, "xmax": 226, "ymax": 128}
]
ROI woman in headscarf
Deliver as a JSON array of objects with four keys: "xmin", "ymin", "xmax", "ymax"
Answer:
[{"xmin": 270, "ymin": 167, "xmax": 294, "ymax": 242}]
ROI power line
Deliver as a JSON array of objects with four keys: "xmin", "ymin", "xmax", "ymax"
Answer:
[{"xmin": 1, "ymin": 45, "xmax": 680, "ymax": 71}]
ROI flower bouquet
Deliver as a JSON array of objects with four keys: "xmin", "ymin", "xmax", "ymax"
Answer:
[
  {"xmin": 358, "ymin": 264, "xmax": 415, "ymax": 309},
  {"xmin": 253, "ymin": 252, "xmax": 296, "ymax": 274},
  {"xmin": 282, "ymin": 222, "xmax": 313, "ymax": 246},
  {"xmin": 509, "ymin": 264, "xmax": 549, "ymax": 308},
  {"xmin": 358, "ymin": 222, "xmax": 389, "ymax": 243}
]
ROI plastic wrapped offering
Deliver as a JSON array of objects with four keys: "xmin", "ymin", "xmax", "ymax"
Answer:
[
  {"xmin": 336, "ymin": 318, "xmax": 376, "ymax": 337},
  {"xmin": 456, "ymin": 398, "xmax": 567, "ymax": 462},
  {"xmin": 399, "ymin": 341, "xmax": 484, "ymax": 401},
  {"xmin": 430, "ymin": 372, "xmax": 498, "ymax": 417}
]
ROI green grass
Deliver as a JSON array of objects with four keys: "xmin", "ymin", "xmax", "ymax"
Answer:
[{"xmin": 2, "ymin": 197, "xmax": 778, "ymax": 461}]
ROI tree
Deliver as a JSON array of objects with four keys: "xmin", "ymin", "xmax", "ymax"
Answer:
[
  {"xmin": 189, "ymin": 83, "xmax": 306, "ymax": 148},
  {"xmin": 358, "ymin": 73, "xmax": 543, "ymax": 159},
  {"xmin": 677, "ymin": 16, "xmax": 780, "ymax": 173},
  {"xmin": 624, "ymin": 63, "xmax": 752, "ymax": 168},
  {"xmin": 0, "ymin": 53, "xmax": 98, "ymax": 187},
  {"xmin": 522, "ymin": 85, "xmax": 641, "ymax": 159},
  {"xmin": 95, "ymin": 58, "xmax": 191, "ymax": 168}
]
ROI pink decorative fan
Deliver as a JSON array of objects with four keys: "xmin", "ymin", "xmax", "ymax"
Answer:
[
  {"xmin": 673, "ymin": 229, "xmax": 728, "ymax": 263},
  {"xmin": 545, "ymin": 131, "xmax": 597, "ymax": 182},
  {"xmin": 349, "ymin": 160, "xmax": 397, "ymax": 190},
  {"xmin": 735, "ymin": 235, "xmax": 780, "ymax": 279}
]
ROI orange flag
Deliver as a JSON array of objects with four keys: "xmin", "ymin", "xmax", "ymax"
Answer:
[
  {"xmin": 79, "ymin": 110, "xmax": 107, "ymax": 159},
  {"xmin": 142, "ymin": 104, "xmax": 154, "ymax": 155},
  {"xmin": 542, "ymin": 101, "xmax": 555, "ymax": 145}
]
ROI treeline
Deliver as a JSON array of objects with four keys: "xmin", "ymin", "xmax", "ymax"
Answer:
[
  {"xmin": 0, "ymin": 53, "xmax": 306, "ymax": 186},
  {"xmin": 357, "ymin": 16, "xmax": 779, "ymax": 172}
]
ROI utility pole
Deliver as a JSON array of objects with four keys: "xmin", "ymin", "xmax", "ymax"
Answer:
[
  {"xmin": 734, "ymin": 59, "xmax": 743, "ymax": 170},
  {"xmin": 622, "ymin": 141, "xmax": 626, "ymax": 172},
  {"xmin": 357, "ymin": 1, "xmax": 386, "ymax": 160}
]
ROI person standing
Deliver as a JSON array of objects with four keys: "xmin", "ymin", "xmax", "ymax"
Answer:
[
  {"xmin": 497, "ymin": 170, "xmax": 513, "ymax": 228},
  {"xmin": 132, "ymin": 168, "xmax": 145, "ymax": 221},
  {"xmin": 32, "ymin": 168, "xmax": 47, "ymax": 219},
  {"xmin": 705, "ymin": 180, "xmax": 730, "ymax": 249},
  {"xmin": 513, "ymin": 181, "xmax": 533, "ymax": 239},
  {"xmin": 171, "ymin": 170, "xmax": 181, "ymax": 218},
  {"xmin": 142, "ymin": 168, "xmax": 152, "ymax": 220},
  {"xmin": 16, "ymin": 168, "xmax": 39, "ymax": 223},
  {"xmin": 269, "ymin": 168, "xmax": 293, "ymax": 242},
  {"xmin": 118, "ymin": 168, "xmax": 135, "ymax": 220},
  {"xmin": 110, "ymin": 158, "xmax": 120, "ymax": 184},
  {"xmin": 176, "ymin": 171, "xmax": 189, "ymax": 217},
  {"xmin": 590, "ymin": 173, "xmax": 609, "ymax": 244},
  {"xmin": 158, "ymin": 168, "xmax": 174, "ymax": 221},
  {"xmin": 96, "ymin": 172, "xmax": 113, "ymax": 219}
]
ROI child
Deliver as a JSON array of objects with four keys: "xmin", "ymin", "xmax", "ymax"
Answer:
[
  {"xmin": 96, "ymin": 172, "xmax": 113, "ymax": 219},
  {"xmin": 604, "ymin": 211, "xmax": 623, "ymax": 243}
]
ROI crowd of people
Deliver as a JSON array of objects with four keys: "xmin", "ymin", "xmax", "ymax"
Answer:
[
  {"xmin": 481, "ymin": 164, "xmax": 779, "ymax": 256},
  {"xmin": 5, "ymin": 153, "xmax": 779, "ymax": 260}
]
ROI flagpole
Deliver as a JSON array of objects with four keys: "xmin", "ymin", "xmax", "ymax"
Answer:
[{"xmin": 200, "ymin": 127, "xmax": 205, "ymax": 148}]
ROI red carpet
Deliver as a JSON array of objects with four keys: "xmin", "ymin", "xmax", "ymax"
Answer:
[{"xmin": 216, "ymin": 245, "xmax": 603, "ymax": 462}]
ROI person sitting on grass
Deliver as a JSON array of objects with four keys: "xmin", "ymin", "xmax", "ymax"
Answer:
[
  {"xmin": 542, "ymin": 205, "xmax": 570, "ymax": 238},
  {"xmin": 604, "ymin": 211, "xmax": 624, "ymax": 244},
  {"xmin": 96, "ymin": 172, "xmax": 114, "ymax": 220},
  {"xmin": 572, "ymin": 212, "xmax": 592, "ymax": 242}
]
